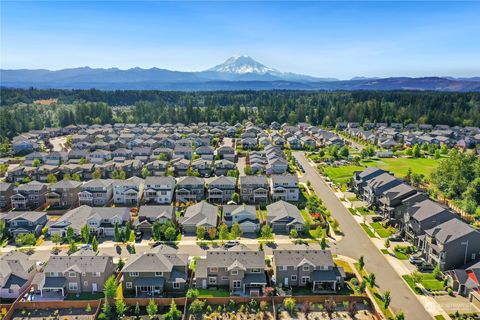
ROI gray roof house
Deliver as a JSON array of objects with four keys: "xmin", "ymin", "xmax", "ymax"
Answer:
[
  {"xmin": 0, "ymin": 251, "xmax": 36, "ymax": 299},
  {"xmin": 195, "ymin": 246, "xmax": 267, "ymax": 295},
  {"xmin": 377, "ymin": 182, "xmax": 417, "ymax": 221},
  {"xmin": 144, "ymin": 176, "xmax": 176, "ymax": 204},
  {"xmin": 273, "ymin": 247, "xmax": 345, "ymax": 293},
  {"xmin": 48, "ymin": 205, "xmax": 130, "ymax": 237},
  {"xmin": 78, "ymin": 179, "xmax": 114, "ymax": 207},
  {"xmin": 135, "ymin": 205, "xmax": 176, "ymax": 233},
  {"xmin": 270, "ymin": 175, "xmax": 299, "ymax": 202},
  {"xmin": 1, "ymin": 211, "xmax": 48, "ymax": 238},
  {"xmin": 11, "ymin": 181, "xmax": 48, "ymax": 210},
  {"xmin": 180, "ymin": 201, "xmax": 218, "ymax": 234},
  {"xmin": 423, "ymin": 219, "xmax": 480, "ymax": 271},
  {"xmin": 122, "ymin": 245, "xmax": 189, "ymax": 297},
  {"xmin": 33, "ymin": 254, "xmax": 115, "ymax": 297},
  {"xmin": 0, "ymin": 182, "xmax": 15, "ymax": 209},
  {"xmin": 206, "ymin": 176, "xmax": 236, "ymax": 204},
  {"xmin": 45, "ymin": 180, "xmax": 83, "ymax": 209},
  {"xmin": 176, "ymin": 176, "xmax": 205, "ymax": 203},
  {"xmin": 222, "ymin": 204, "xmax": 259, "ymax": 233},
  {"xmin": 266, "ymin": 200, "xmax": 305, "ymax": 233},
  {"xmin": 239, "ymin": 175, "xmax": 269, "ymax": 204},
  {"xmin": 352, "ymin": 166, "xmax": 388, "ymax": 196}
]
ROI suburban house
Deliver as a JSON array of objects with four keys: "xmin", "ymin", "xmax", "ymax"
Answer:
[
  {"xmin": 206, "ymin": 176, "xmax": 236, "ymax": 203},
  {"xmin": 175, "ymin": 176, "xmax": 205, "ymax": 203},
  {"xmin": 1, "ymin": 211, "xmax": 48, "ymax": 237},
  {"xmin": 270, "ymin": 175, "xmax": 299, "ymax": 202},
  {"xmin": 134, "ymin": 205, "xmax": 176, "ymax": 233},
  {"xmin": 239, "ymin": 176, "xmax": 269, "ymax": 204},
  {"xmin": 113, "ymin": 176, "xmax": 145, "ymax": 206},
  {"xmin": 48, "ymin": 205, "xmax": 130, "ymax": 237},
  {"xmin": 144, "ymin": 176, "xmax": 176, "ymax": 204},
  {"xmin": 45, "ymin": 180, "xmax": 83, "ymax": 209},
  {"xmin": 122, "ymin": 245, "xmax": 189, "ymax": 297},
  {"xmin": 422, "ymin": 219, "xmax": 480, "ymax": 271},
  {"xmin": 214, "ymin": 159, "xmax": 236, "ymax": 176},
  {"xmin": 0, "ymin": 251, "xmax": 36, "ymax": 299},
  {"xmin": 377, "ymin": 182, "xmax": 417, "ymax": 221},
  {"xmin": 351, "ymin": 166, "xmax": 388, "ymax": 197},
  {"xmin": 216, "ymin": 146, "xmax": 235, "ymax": 162},
  {"xmin": 266, "ymin": 200, "xmax": 305, "ymax": 233},
  {"xmin": 402, "ymin": 199, "xmax": 457, "ymax": 248},
  {"xmin": 11, "ymin": 181, "xmax": 48, "ymax": 210},
  {"xmin": 33, "ymin": 253, "xmax": 115, "ymax": 297},
  {"xmin": 363, "ymin": 173, "xmax": 402, "ymax": 207},
  {"xmin": 78, "ymin": 179, "xmax": 114, "ymax": 207},
  {"xmin": 0, "ymin": 182, "xmax": 15, "ymax": 209},
  {"xmin": 272, "ymin": 247, "xmax": 345, "ymax": 293},
  {"xmin": 180, "ymin": 201, "xmax": 218, "ymax": 234},
  {"xmin": 195, "ymin": 246, "xmax": 267, "ymax": 296},
  {"xmin": 222, "ymin": 204, "xmax": 259, "ymax": 233}
]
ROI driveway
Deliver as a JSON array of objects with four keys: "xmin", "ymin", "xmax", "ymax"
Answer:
[{"xmin": 293, "ymin": 151, "xmax": 432, "ymax": 320}]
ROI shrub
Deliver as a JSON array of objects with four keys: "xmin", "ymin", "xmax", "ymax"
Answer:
[{"xmin": 283, "ymin": 297, "xmax": 297, "ymax": 314}]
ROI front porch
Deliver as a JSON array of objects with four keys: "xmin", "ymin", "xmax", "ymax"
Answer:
[{"xmin": 131, "ymin": 277, "xmax": 164, "ymax": 297}]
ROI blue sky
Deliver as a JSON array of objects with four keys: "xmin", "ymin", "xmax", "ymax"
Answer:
[{"xmin": 1, "ymin": 1, "xmax": 479, "ymax": 79}]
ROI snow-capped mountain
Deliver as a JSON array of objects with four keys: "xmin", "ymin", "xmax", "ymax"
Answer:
[{"xmin": 208, "ymin": 55, "xmax": 278, "ymax": 74}]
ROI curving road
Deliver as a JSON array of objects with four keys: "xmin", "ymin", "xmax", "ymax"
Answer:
[{"xmin": 293, "ymin": 151, "xmax": 432, "ymax": 320}]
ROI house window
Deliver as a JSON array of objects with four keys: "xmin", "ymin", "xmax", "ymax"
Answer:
[
  {"xmin": 129, "ymin": 272, "xmax": 139, "ymax": 277},
  {"xmin": 93, "ymin": 272, "xmax": 101, "ymax": 277},
  {"xmin": 126, "ymin": 282, "xmax": 132, "ymax": 289},
  {"xmin": 69, "ymin": 282, "xmax": 78, "ymax": 290},
  {"xmin": 222, "ymin": 276, "xmax": 229, "ymax": 281},
  {"xmin": 301, "ymin": 276, "xmax": 310, "ymax": 284},
  {"xmin": 84, "ymin": 281, "xmax": 88, "ymax": 287},
  {"xmin": 303, "ymin": 265, "xmax": 310, "ymax": 271},
  {"xmin": 155, "ymin": 272, "xmax": 163, "ymax": 277},
  {"xmin": 173, "ymin": 282, "xmax": 180, "ymax": 289},
  {"xmin": 281, "ymin": 266, "xmax": 287, "ymax": 271},
  {"xmin": 291, "ymin": 275, "xmax": 297, "ymax": 281},
  {"xmin": 68, "ymin": 272, "xmax": 76, "ymax": 277},
  {"xmin": 209, "ymin": 277, "xmax": 217, "ymax": 284},
  {"xmin": 233, "ymin": 280, "xmax": 241, "ymax": 289},
  {"xmin": 250, "ymin": 268, "xmax": 261, "ymax": 273},
  {"xmin": 210, "ymin": 267, "xmax": 218, "ymax": 273},
  {"xmin": 231, "ymin": 270, "xmax": 238, "ymax": 276}
]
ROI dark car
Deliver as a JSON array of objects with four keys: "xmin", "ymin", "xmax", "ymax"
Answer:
[
  {"xmin": 388, "ymin": 234, "xmax": 403, "ymax": 242},
  {"xmin": 371, "ymin": 216, "xmax": 383, "ymax": 222},
  {"xmin": 418, "ymin": 263, "xmax": 435, "ymax": 272},
  {"xmin": 135, "ymin": 231, "xmax": 143, "ymax": 242}
]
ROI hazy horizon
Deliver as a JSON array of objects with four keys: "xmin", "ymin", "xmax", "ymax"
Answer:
[{"xmin": 2, "ymin": 1, "xmax": 480, "ymax": 79}]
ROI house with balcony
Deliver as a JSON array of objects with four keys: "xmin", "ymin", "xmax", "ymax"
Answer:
[
  {"xmin": 121, "ymin": 245, "xmax": 188, "ymax": 297},
  {"xmin": 33, "ymin": 254, "xmax": 115, "ymax": 297},
  {"xmin": 78, "ymin": 179, "xmax": 113, "ymax": 207},
  {"xmin": 266, "ymin": 200, "xmax": 305, "ymax": 233},
  {"xmin": 11, "ymin": 181, "xmax": 48, "ymax": 210},
  {"xmin": 270, "ymin": 175, "xmax": 299, "ymax": 202},
  {"xmin": 175, "ymin": 176, "xmax": 205, "ymax": 203},
  {"xmin": 206, "ymin": 176, "xmax": 236, "ymax": 203},
  {"xmin": 144, "ymin": 176, "xmax": 176, "ymax": 204},
  {"xmin": 377, "ymin": 182, "xmax": 417, "ymax": 222},
  {"xmin": 45, "ymin": 180, "xmax": 83, "ymax": 209},
  {"xmin": 239, "ymin": 176, "xmax": 269, "ymax": 204},
  {"xmin": 214, "ymin": 159, "xmax": 236, "ymax": 176},
  {"xmin": 113, "ymin": 176, "xmax": 145, "ymax": 206},
  {"xmin": 351, "ymin": 166, "xmax": 388, "ymax": 198},
  {"xmin": 423, "ymin": 219, "xmax": 480, "ymax": 271},
  {"xmin": 195, "ymin": 246, "xmax": 267, "ymax": 296},
  {"xmin": 1, "ymin": 210, "xmax": 48, "ymax": 237},
  {"xmin": 363, "ymin": 173, "xmax": 402, "ymax": 207},
  {"xmin": 272, "ymin": 247, "xmax": 345, "ymax": 293}
]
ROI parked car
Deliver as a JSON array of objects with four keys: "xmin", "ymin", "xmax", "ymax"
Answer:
[
  {"xmin": 388, "ymin": 234, "xmax": 403, "ymax": 242},
  {"xmin": 371, "ymin": 216, "xmax": 383, "ymax": 222},
  {"xmin": 224, "ymin": 240, "xmax": 239, "ymax": 248},
  {"xmin": 417, "ymin": 263, "xmax": 435, "ymax": 272},
  {"xmin": 409, "ymin": 256, "xmax": 425, "ymax": 265},
  {"xmin": 135, "ymin": 231, "xmax": 143, "ymax": 242}
]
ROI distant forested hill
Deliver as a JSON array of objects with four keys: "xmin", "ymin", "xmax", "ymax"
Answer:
[{"xmin": 1, "ymin": 88, "xmax": 479, "ymax": 139}]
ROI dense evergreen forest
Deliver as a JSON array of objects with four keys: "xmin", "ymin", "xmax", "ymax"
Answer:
[{"xmin": 1, "ymin": 88, "xmax": 480, "ymax": 139}]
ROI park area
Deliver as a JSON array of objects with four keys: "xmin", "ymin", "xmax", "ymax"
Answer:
[{"xmin": 321, "ymin": 157, "xmax": 441, "ymax": 186}]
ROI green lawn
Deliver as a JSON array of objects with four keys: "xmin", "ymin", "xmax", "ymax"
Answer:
[
  {"xmin": 393, "ymin": 250, "xmax": 409, "ymax": 260},
  {"xmin": 370, "ymin": 222, "xmax": 395, "ymax": 238},
  {"xmin": 381, "ymin": 249, "xmax": 389, "ymax": 254},
  {"xmin": 323, "ymin": 164, "xmax": 365, "ymax": 185},
  {"xmin": 360, "ymin": 223, "xmax": 375, "ymax": 238},
  {"xmin": 348, "ymin": 208, "xmax": 358, "ymax": 215},
  {"xmin": 357, "ymin": 207, "xmax": 375, "ymax": 216},
  {"xmin": 300, "ymin": 209, "xmax": 313, "ymax": 223},
  {"xmin": 403, "ymin": 273, "xmax": 444, "ymax": 293},
  {"xmin": 197, "ymin": 288, "xmax": 230, "ymax": 297},
  {"xmin": 361, "ymin": 157, "xmax": 440, "ymax": 178}
]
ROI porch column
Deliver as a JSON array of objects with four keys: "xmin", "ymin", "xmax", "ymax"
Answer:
[
  {"xmin": 135, "ymin": 286, "xmax": 138, "ymax": 297},
  {"xmin": 333, "ymin": 281, "xmax": 336, "ymax": 291},
  {"xmin": 61, "ymin": 288, "xmax": 64, "ymax": 296}
]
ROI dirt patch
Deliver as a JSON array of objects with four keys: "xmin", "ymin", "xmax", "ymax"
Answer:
[
  {"xmin": 13, "ymin": 308, "xmax": 94, "ymax": 320},
  {"xmin": 33, "ymin": 98, "xmax": 58, "ymax": 105}
]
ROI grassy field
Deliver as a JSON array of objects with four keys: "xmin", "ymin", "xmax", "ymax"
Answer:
[
  {"xmin": 323, "ymin": 164, "xmax": 365, "ymax": 184},
  {"xmin": 403, "ymin": 273, "xmax": 444, "ymax": 293},
  {"xmin": 361, "ymin": 157, "xmax": 441, "ymax": 178}
]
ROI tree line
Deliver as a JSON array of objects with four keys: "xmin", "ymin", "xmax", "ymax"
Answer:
[{"xmin": 1, "ymin": 88, "xmax": 480, "ymax": 139}]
